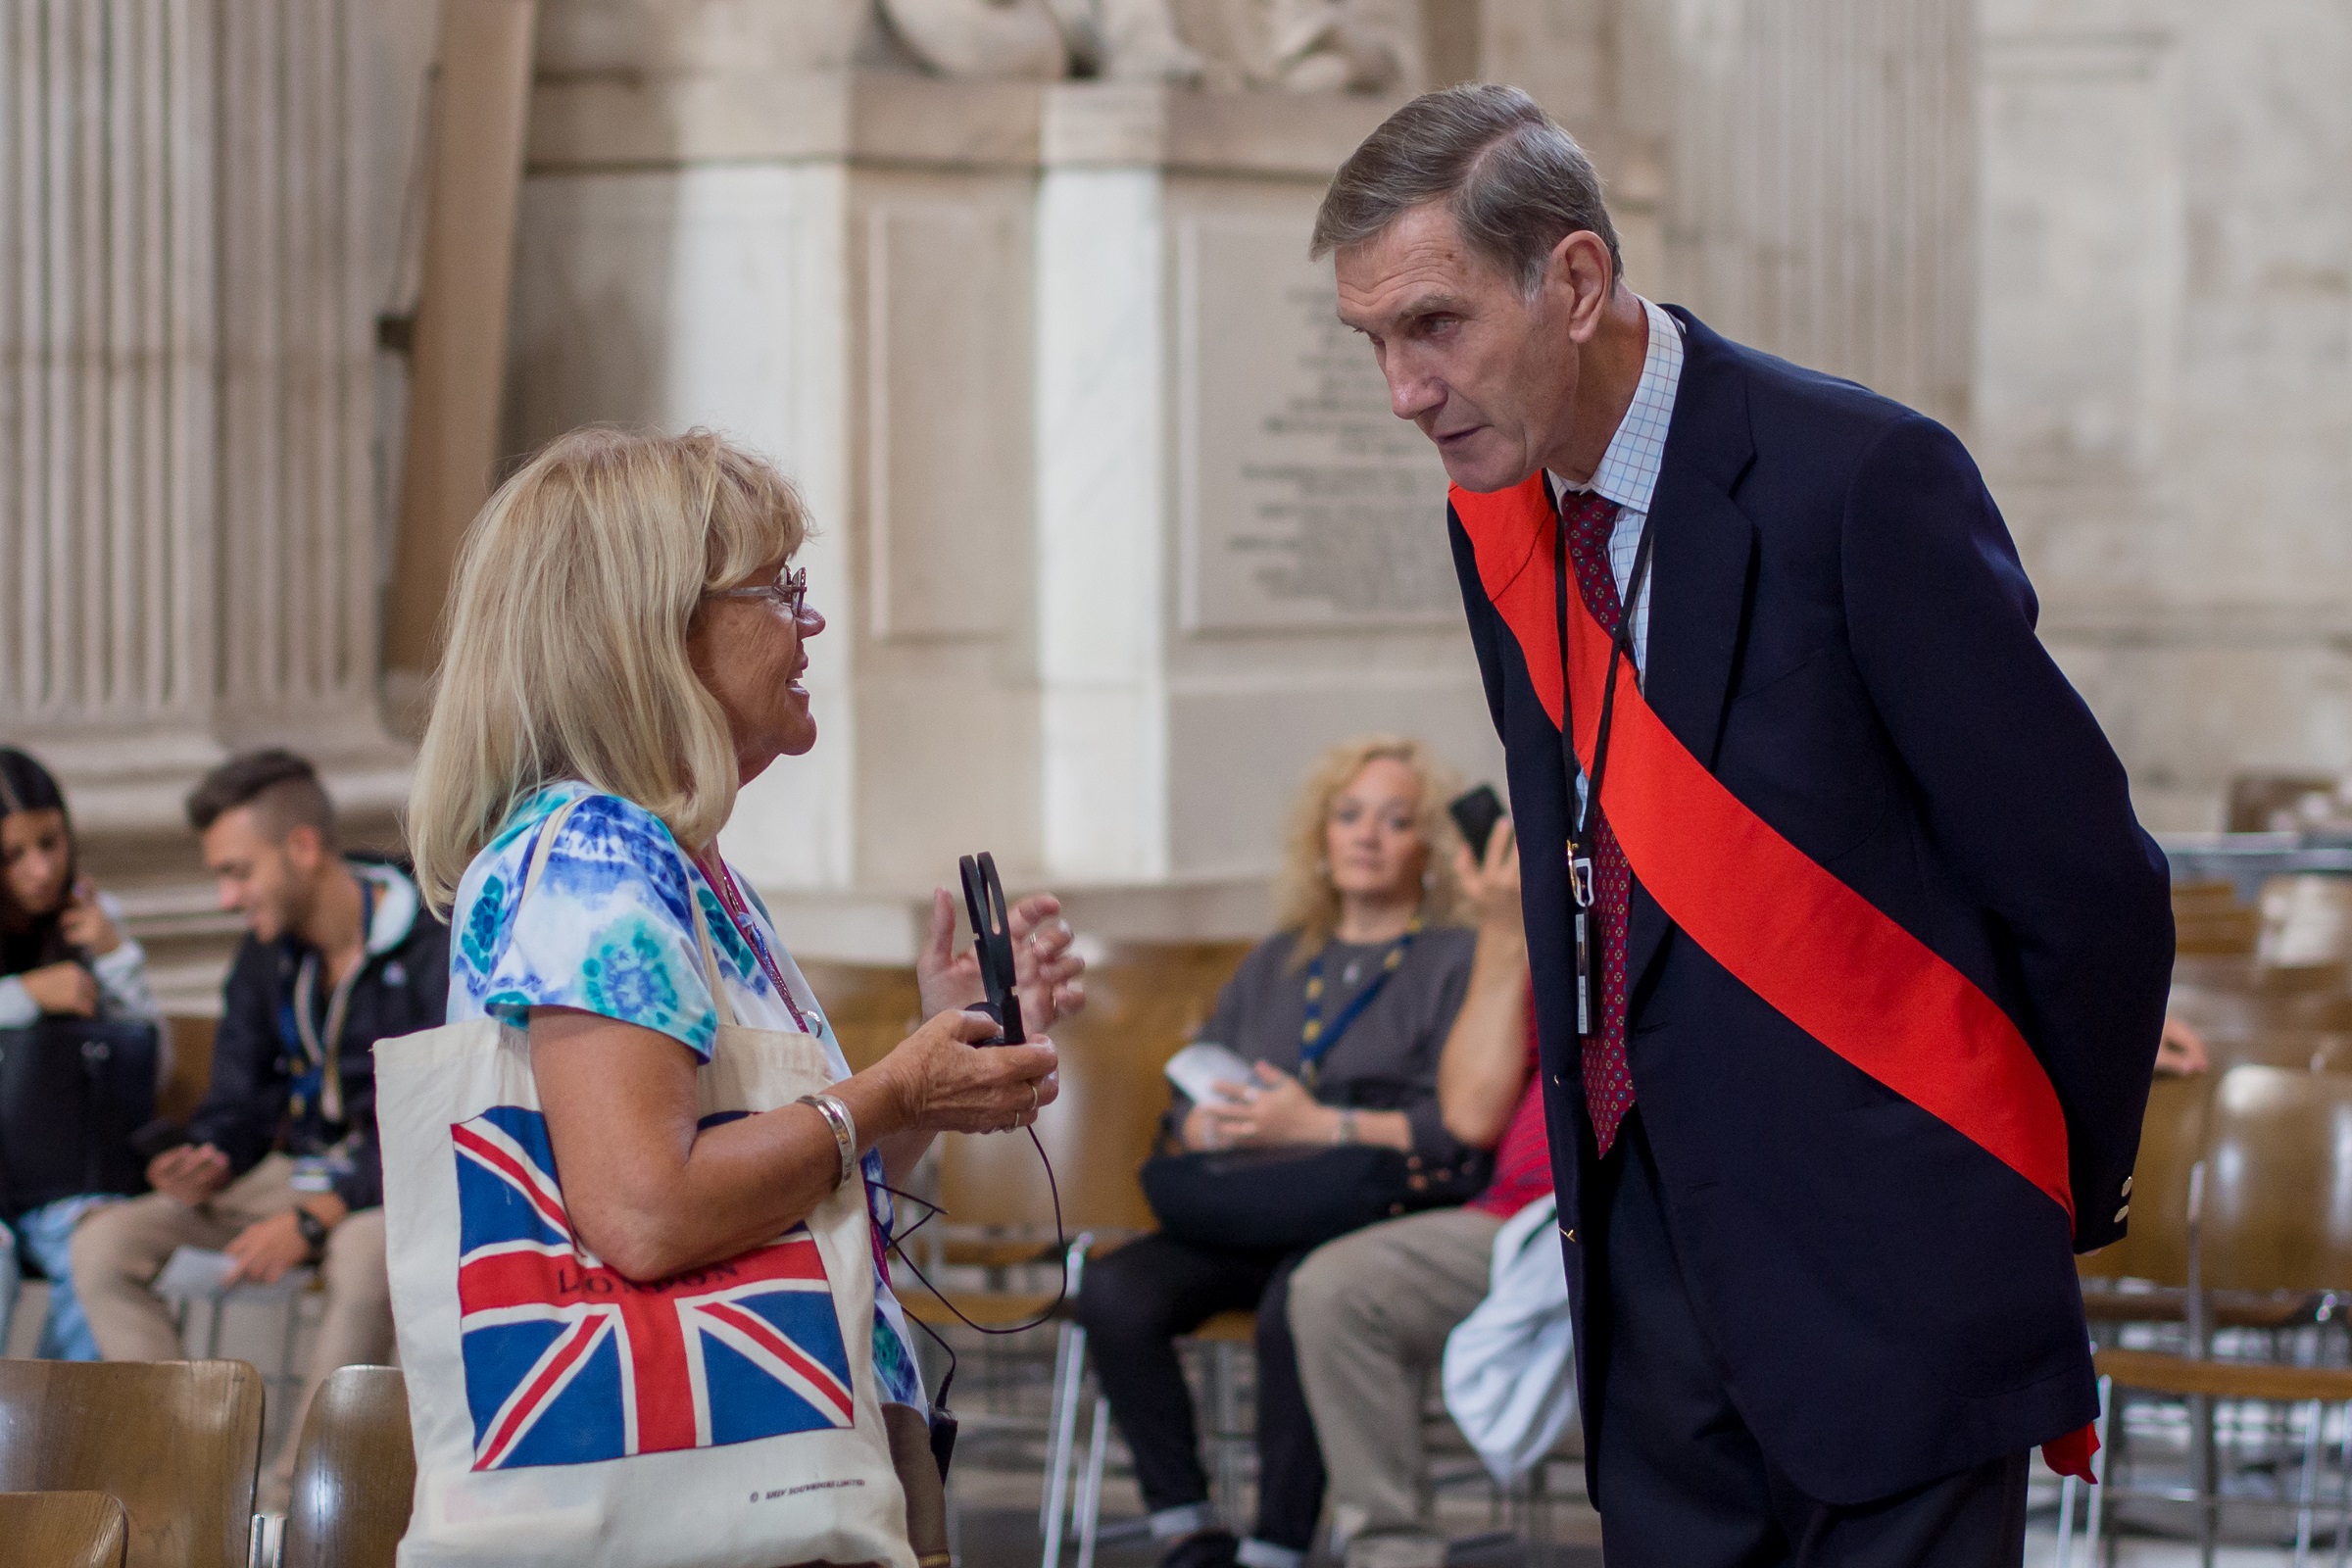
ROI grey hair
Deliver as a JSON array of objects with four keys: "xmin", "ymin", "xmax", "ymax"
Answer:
[{"xmin": 1310, "ymin": 83, "xmax": 1621, "ymax": 295}]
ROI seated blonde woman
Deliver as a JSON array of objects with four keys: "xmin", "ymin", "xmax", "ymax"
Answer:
[
  {"xmin": 1074, "ymin": 736, "xmax": 1491, "ymax": 1568},
  {"xmin": 405, "ymin": 428, "xmax": 1080, "ymax": 1476}
]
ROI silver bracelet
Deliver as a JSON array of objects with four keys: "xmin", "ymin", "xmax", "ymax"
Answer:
[
  {"xmin": 798, "ymin": 1092, "xmax": 858, "ymax": 1189},
  {"xmin": 1333, "ymin": 1108, "xmax": 1358, "ymax": 1146}
]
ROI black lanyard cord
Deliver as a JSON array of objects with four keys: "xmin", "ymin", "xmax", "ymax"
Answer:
[{"xmin": 1555, "ymin": 501, "xmax": 1660, "ymax": 852}]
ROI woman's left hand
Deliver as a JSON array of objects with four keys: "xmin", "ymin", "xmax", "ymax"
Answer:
[
  {"xmin": 915, "ymin": 887, "xmax": 1088, "ymax": 1030},
  {"xmin": 1195, "ymin": 1062, "xmax": 1337, "ymax": 1149},
  {"xmin": 58, "ymin": 881, "xmax": 122, "ymax": 956}
]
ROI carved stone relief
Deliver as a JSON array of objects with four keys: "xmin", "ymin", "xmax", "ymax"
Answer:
[{"xmin": 876, "ymin": 0, "xmax": 1418, "ymax": 89}]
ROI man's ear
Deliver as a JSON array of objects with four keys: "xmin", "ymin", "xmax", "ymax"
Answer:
[
  {"xmin": 281, "ymin": 822, "xmax": 324, "ymax": 875},
  {"xmin": 1552, "ymin": 230, "xmax": 1617, "ymax": 343}
]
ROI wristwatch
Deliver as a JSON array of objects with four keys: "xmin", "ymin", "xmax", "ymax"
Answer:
[
  {"xmin": 294, "ymin": 1206, "xmax": 331, "ymax": 1263},
  {"xmin": 1333, "ymin": 1109, "xmax": 1359, "ymax": 1146}
]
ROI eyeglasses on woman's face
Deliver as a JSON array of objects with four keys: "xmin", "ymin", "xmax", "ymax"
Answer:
[{"xmin": 712, "ymin": 564, "xmax": 813, "ymax": 622}]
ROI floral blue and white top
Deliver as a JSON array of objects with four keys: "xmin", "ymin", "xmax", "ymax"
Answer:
[{"xmin": 449, "ymin": 780, "xmax": 926, "ymax": 1410}]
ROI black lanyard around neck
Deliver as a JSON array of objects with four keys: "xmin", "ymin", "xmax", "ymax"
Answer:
[{"xmin": 1553, "ymin": 494, "xmax": 1659, "ymax": 886}]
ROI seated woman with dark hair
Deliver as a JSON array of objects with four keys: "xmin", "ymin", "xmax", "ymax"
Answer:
[
  {"xmin": 0, "ymin": 746, "xmax": 162, "ymax": 1359},
  {"xmin": 1075, "ymin": 735, "xmax": 1498, "ymax": 1568}
]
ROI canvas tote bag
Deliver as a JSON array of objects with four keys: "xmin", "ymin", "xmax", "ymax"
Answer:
[{"xmin": 377, "ymin": 798, "xmax": 925, "ymax": 1568}]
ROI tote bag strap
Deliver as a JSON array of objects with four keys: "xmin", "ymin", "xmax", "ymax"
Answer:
[{"xmin": 515, "ymin": 790, "xmax": 737, "ymax": 1031}]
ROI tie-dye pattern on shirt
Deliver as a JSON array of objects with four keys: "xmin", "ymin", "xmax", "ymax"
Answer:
[{"xmin": 448, "ymin": 781, "xmax": 927, "ymax": 1409}]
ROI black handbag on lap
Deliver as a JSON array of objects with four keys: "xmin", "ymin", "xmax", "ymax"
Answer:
[
  {"xmin": 0, "ymin": 1018, "xmax": 160, "ymax": 1220},
  {"xmin": 1140, "ymin": 1141, "xmax": 1493, "ymax": 1253}
]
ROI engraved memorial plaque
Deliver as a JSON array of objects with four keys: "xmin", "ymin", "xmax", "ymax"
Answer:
[{"xmin": 1178, "ymin": 217, "xmax": 1459, "ymax": 632}]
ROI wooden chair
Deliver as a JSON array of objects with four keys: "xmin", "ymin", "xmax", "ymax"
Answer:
[
  {"xmin": 2226, "ymin": 772, "xmax": 2342, "ymax": 833},
  {"xmin": 0, "ymin": 1490, "xmax": 132, "ymax": 1568},
  {"xmin": 2174, "ymin": 881, "xmax": 2262, "ymax": 957},
  {"xmin": 806, "ymin": 944, "xmax": 1250, "ymax": 1568},
  {"xmin": 159, "ymin": 1017, "xmax": 217, "ymax": 1124},
  {"xmin": 2062, "ymin": 1067, "xmax": 2352, "ymax": 1567},
  {"xmin": 2080, "ymin": 1073, "xmax": 2210, "ymax": 1320},
  {"xmin": 0, "ymin": 1359, "xmax": 264, "ymax": 1568},
  {"xmin": 1021, "ymin": 945, "xmax": 1251, "ymax": 1568},
  {"xmin": 282, "ymin": 1367, "xmax": 416, "ymax": 1568}
]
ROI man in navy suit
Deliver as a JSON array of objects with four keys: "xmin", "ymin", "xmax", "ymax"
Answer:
[{"xmin": 1311, "ymin": 85, "xmax": 2172, "ymax": 1565}]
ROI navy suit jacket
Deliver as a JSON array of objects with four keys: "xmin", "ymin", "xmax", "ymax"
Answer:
[{"xmin": 1446, "ymin": 308, "xmax": 2173, "ymax": 1505}]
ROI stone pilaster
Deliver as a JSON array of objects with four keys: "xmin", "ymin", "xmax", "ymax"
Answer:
[
  {"xmin": 1, "ymin": 0, "xmax": 410, "ymax": 1008},
  {"xmin": 1660, "ymin": 0, "xmax": 1978, "ymax": 428}
]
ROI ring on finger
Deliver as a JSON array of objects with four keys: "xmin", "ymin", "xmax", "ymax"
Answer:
[{"xmin": 1027, "ymin": 1082, "xmax": 1041, "ymax": 1112}]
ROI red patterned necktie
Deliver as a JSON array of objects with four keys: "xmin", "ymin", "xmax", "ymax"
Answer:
[{"xmin": 1561, "ymin": 490, "xmax": 1638, "ymax": 1155}]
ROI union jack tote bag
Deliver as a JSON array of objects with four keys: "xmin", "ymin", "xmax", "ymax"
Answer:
[{"xmin": 374, "ymin": 803, "xmax": 919, "ymax": 1568}]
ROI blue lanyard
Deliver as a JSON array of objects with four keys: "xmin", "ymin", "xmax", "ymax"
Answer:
[{"xmin": 1299, "ymin": 916, "xmax": 1421, "ymax": 1087}]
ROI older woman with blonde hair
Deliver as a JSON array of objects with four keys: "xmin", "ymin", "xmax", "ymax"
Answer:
[
  {"xmin": 1074, "ymin": 735, "xmax": 1491, "ymax": 1568},
  {"xmin": 405, "ymin": 426, "xmax": 1078, "ymax": 1511}
]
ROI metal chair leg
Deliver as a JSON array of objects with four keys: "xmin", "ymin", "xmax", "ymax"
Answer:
[
  {"xmin": 1042, "ymin": 1322, "xmax": 1089, "ymax": 1566},
  {"xmin": 1207, "ymin": 1342, "xmax": 1246, "ymax": 1526},
  {"xmin": 2331, "ymin": 1399, "xmax": 2352, "ymax": 1568},
  {"xmin": 1076, "ymin": 1396, "xmax": 1110, "ymax": 1568},
  {"xmin": 2192, "ymin": 1390, "xmax": 2219, "ymax": 1568},
  {"xmin": 2297, "ymin": 1396, "xmax": 2326, "ymax": 1567}
]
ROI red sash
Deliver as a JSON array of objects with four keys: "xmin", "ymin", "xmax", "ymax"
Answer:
[{"xmin": 1453, "ymin": 476, "xmax": 2097, "ymax": 1480}]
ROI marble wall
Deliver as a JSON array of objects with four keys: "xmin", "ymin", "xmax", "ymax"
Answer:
[
  {"xmin": 0, "ymin": 1, "xmax": 429, "ymax": 1006},
  {"xmin": 508, "ymin": 69, "xmax": 1506, "ymax": 958},
  {"xmin": 1974, "ymin": 0, "xmax": 2352, "ymax": 828}
]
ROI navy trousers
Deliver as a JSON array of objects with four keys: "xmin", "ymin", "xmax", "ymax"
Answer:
[{"xmin": 1592, "ymin": 1112, "xmax": 2030, "ymax": 1568}]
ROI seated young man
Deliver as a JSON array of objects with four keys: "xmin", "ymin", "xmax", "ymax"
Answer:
[
  {"xmin": 1288, "ymin": 820, "xmax": 1552, "ymax": 1568},
  {"xmin": 72, "ymin": 750, "xmax": 448, "ymax": 1497}
]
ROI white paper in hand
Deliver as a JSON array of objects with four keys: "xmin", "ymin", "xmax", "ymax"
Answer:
[
  {"xmin": 151, "ymin": 1246, "xmax": 239, "ymax": 1300},
  {"xmin": 1164, "ymin": 1042, "xmax": 1257, "ymax": 1106}
]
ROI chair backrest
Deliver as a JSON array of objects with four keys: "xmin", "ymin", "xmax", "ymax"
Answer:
[
  {"xmin": 0, "ymin": 1359, "xmax": 263, "ymax": 1568},
  {"xmin": 2226, "ymin": 771, "xmax": 2341, "ymax": 833},
  {"xmin": 2080, "ymin": 1073, "xmax": 2211, "ymax": 1286},
  {"xmin": 0, "ymin": 1491, "xmax": 130, "ymax": 1568},
  {"xmin": 935, "ymin": 942, "xmax": 1252, "ymax": 1245},
  {"xmin": 2174, "ymin": 880, "xmax": 2261, "ymax": 956},
  {"xmin": 2199, "ymin": 1065, "xmax": 2352, "ymax": 1294},
  {"xmin": 283, "ymin": 1367, "xmax": 416, "ymax": 1568},
  {"xmin": 160, "ymin": 1016, "xmax": 217, "ymax": 1124}
]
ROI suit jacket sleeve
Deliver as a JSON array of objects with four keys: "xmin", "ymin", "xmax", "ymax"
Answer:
[{"xmin": 1841, "ymin": 415, "xmax": 2173, "ymax": 1252}]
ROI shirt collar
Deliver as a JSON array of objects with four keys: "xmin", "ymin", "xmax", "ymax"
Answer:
[{"xmin": 1547, "ymin": 294, "xmax": 1686, "ymax": 515}]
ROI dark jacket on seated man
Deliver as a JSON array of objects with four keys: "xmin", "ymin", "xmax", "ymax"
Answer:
[{"xmin": 189, "ymin": 857, "xmax": 447, "ymax": 1215}]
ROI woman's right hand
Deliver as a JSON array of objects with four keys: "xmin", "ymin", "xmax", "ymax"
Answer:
[
  {"xmin": 21, "ymin": 960, "xmax": 97, "ymax": 1017},
  {"xmin": 877, "ymin": 1007, "xmax": 1060, "ymax": 1136},
  {"xmin": 1453, "ymin": 821, "xmax": 1523, "ymax": 935}
]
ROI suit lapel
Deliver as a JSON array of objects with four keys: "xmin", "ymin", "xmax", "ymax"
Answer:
[{"xmin": 1627, "ymin": 310, "xmax": 1759, "ymax": 996}]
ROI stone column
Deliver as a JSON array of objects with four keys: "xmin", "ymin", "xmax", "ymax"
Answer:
[
  {"xmin": 1, "ymin": 0, "xmax": 399, "ymax": 806},
  {"xmin": 1660, "ymin": 0, "xmax": 1978, "ymax": 427},
  {"xmin": 2, "ymin": 0, "xmax": 409, "ymax": 1007}
]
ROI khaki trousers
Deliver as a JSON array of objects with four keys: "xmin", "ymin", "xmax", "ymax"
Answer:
[
  {"xmin": 1287, "ymin": 1205, "xmax": 1505, "ymax": 1544},
  {"xmin": 70, "ymin": 1153, "xmax": 394, "ymax": 1484}
]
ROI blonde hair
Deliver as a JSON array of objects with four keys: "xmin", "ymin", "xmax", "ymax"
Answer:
[
  {"xmin": 407, "ymin": 426, "xmax": 808, "ymax": 910},
  {"xmin": 1270, "ymin": 734, "xmax": 1468, "ymax": 962}
]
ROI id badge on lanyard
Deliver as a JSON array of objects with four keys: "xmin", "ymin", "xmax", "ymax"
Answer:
[
  {"xmin": 1568, "ymin": 853, "xmax": 1595, "ymax": 1037},
  {"xmin": 1555, "ymin": 499, "xmax": 1656, "ymax": 1042}
]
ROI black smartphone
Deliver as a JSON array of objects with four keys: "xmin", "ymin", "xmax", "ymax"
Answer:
[
  {"xmin": 1448, "ymin": 783, "xmax": 1507, "ymax": 862},
  {"xmin": 129, "ymin": 1118, "xmax": 190, "ymax": 1161}
]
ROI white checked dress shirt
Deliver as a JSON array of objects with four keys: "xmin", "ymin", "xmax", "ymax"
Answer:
[{"xmin": 1546, "ymin": 294, "xmax": 1686, "ymax": 677}]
